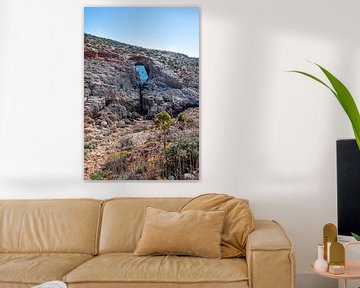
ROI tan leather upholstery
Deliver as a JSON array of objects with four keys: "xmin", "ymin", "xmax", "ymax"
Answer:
[
  {"xmin": 63, "ymin": 253, "xmax": 248, "ymax": 285},
  {"xmin": 0, "ymin": 253, "xmax": 93, "ymax": 285},
  {"xmin": 0, "ymin": 199, "xmax": 102, "ymax": 254},
  {"xmin": 68, "ymin": 283, "xmax": 249, "ymax": 288},
  {"xmin": 134, "ymin": 207, "xmax": 225, "ymax": 258},
  {"xmin": 99, "ymin": 198, "xmax": 190, "ymax": 253},
  {"xmin": 0, "ymin": 284, "xmax": 33, "ymax": 288},
  {"xmin": 0, "ymin": 198, "xmax": 295, "ymax": 288},
  {"xmin": 181, "ymin": 194, "xmax": 255, "ymax": 257},
  {"xmin": 246, "ymin": 220, "xmax": 295, "ymax": 288}
]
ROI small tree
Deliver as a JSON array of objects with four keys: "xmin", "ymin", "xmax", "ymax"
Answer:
[{"xmin": 154, "ymin": 111, "xmax": 173, "ymax": 149}]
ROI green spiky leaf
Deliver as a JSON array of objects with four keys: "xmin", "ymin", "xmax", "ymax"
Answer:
[
  {"xmin": 351, "ymin": 232, "xmax": 360, "ymax": 241},
  {"xmin": 289, "ymin": 63, "xmax": 360, "ymax": 150}
]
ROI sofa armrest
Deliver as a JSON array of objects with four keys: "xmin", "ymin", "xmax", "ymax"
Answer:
[{"xmin": 246, "ymin": 220, "xmax": 295, "ymax": 288}]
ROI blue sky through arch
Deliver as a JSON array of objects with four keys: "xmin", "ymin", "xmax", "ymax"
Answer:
[{"xmin": 135, "ymin": 65, "xmax": 149, "ymax": 84}]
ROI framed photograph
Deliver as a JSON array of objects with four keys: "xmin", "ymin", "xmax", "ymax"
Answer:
[{"xmin": 84, "ymin": 7, "xmax": 200, "ymax": 180}]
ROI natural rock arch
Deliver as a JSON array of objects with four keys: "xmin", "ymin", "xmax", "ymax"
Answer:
[{"xmin": 135, "ymin": 63, "xmax": 149, "ymax": 114}]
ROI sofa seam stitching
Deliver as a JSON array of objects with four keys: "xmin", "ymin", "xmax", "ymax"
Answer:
[{"xmin": 94, "ymin": 201, "xmax": 104, "ymax": 255}]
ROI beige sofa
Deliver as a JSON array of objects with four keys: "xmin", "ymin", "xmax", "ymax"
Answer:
[{"xmin": 0, "ymin": 198, "xmax": 295, "ymax": 288}]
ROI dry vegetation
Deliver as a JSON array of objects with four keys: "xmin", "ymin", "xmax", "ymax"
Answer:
[{"xmin": 84, "ymin": 108, "xmax": 199, "ymax": 180}]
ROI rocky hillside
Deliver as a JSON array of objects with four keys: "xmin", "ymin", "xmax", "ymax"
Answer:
[
  {"xmin": 84, "ymin": 33, "xmax": 199, "ymax": 123},
  {"xmin": 84, "ymin": 34, "xmax": 199, "ymax": 180}
]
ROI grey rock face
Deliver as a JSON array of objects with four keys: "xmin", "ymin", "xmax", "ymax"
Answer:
[{"xmin": 84, "ymin": 34, "xmax": 199, "ymax": 122}]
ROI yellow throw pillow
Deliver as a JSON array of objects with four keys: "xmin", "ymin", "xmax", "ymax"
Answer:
[
  {"xmin": 181, "ymin": 194, "xmax": 254, "ymax": 258},
  {"xmin": 134, "ymin": 207, "xmax": 225, "ymax": 258}
]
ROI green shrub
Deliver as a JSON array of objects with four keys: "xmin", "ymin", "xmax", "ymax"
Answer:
[
  {"xmin": 105, "ymin": 152, "xmax": 129, "ymax": 175},
  {"xmin": 90, "ymin": 170, "xmax": 107, "ymax": 180},
  {"xmin": 154, "ymin": 111, "xmax": 173, "ymax": 149},
  {"xmin": 163, "ymin": 137, "xmax": 199, "ymax": 180},
  {"xmin": 84, "ymin": 141, "xmax": 97, "ymax": 150},
  {"xmin": 154, "ymin": 111, "xmax": 173, "ymax": 130},
  {"xmin": 84, "ymin": 141, "xmax": 98, "ymax": 159},
  {"xmin": 177, "ymin": 112, "xmax": 190, "ymax": 123}
]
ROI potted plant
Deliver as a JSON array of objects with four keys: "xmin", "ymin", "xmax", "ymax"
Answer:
[{"xmin": 290, "ymin": 63, "xmax": 360, "ymax": 240}]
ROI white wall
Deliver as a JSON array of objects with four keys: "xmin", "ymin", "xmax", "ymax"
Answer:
[{"xmin": 1, "ymin": 0, "xmax": 360, "ymax": 287}]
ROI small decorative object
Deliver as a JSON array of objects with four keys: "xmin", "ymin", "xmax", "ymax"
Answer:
[
  {"xmin": 329, "ymin": 242, "xmax": 345, "ymax": 275},
  {"xmin": 328, "ymin": 264, "xmax": 345, "ymax": 275},
  {"xmin": 323, "ymin": 223, "xmax": 337, "ymax": 262},
  {"xmin": 311, "ymin": 240, "xmax": 360, "ymax": 287},
  {"xmin": 327, "ymin": 241, "xmax": 331, "ymax": 263},
  {"xmin": 314, "ymin": 244, "xmax": 328, "ymax": 272}
]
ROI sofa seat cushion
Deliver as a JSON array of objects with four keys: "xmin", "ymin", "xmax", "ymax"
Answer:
[
  {"xmin": 64, "ymin": 253, "xmax": 248, "ymax": 285},
  {"xmin": 0, "ymin": 253, "xmax": 93, "ymax": 285}
]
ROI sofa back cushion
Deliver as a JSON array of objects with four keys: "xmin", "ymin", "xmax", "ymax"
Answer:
[
  {"xmin": 0, "ymin": 199, "xmax": 102, "ymax": 254},
  {"xmin": 99, "ymin": 198, "xmax": 189, "ymax": 253},
  {"xmin": 181, "ymin": 194, "xmax": 254, "ymax": 258}
]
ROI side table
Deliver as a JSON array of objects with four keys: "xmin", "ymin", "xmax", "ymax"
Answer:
[{"xmin": 311, "ymin": 242, "xmax": 360, "ymax": 288}]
